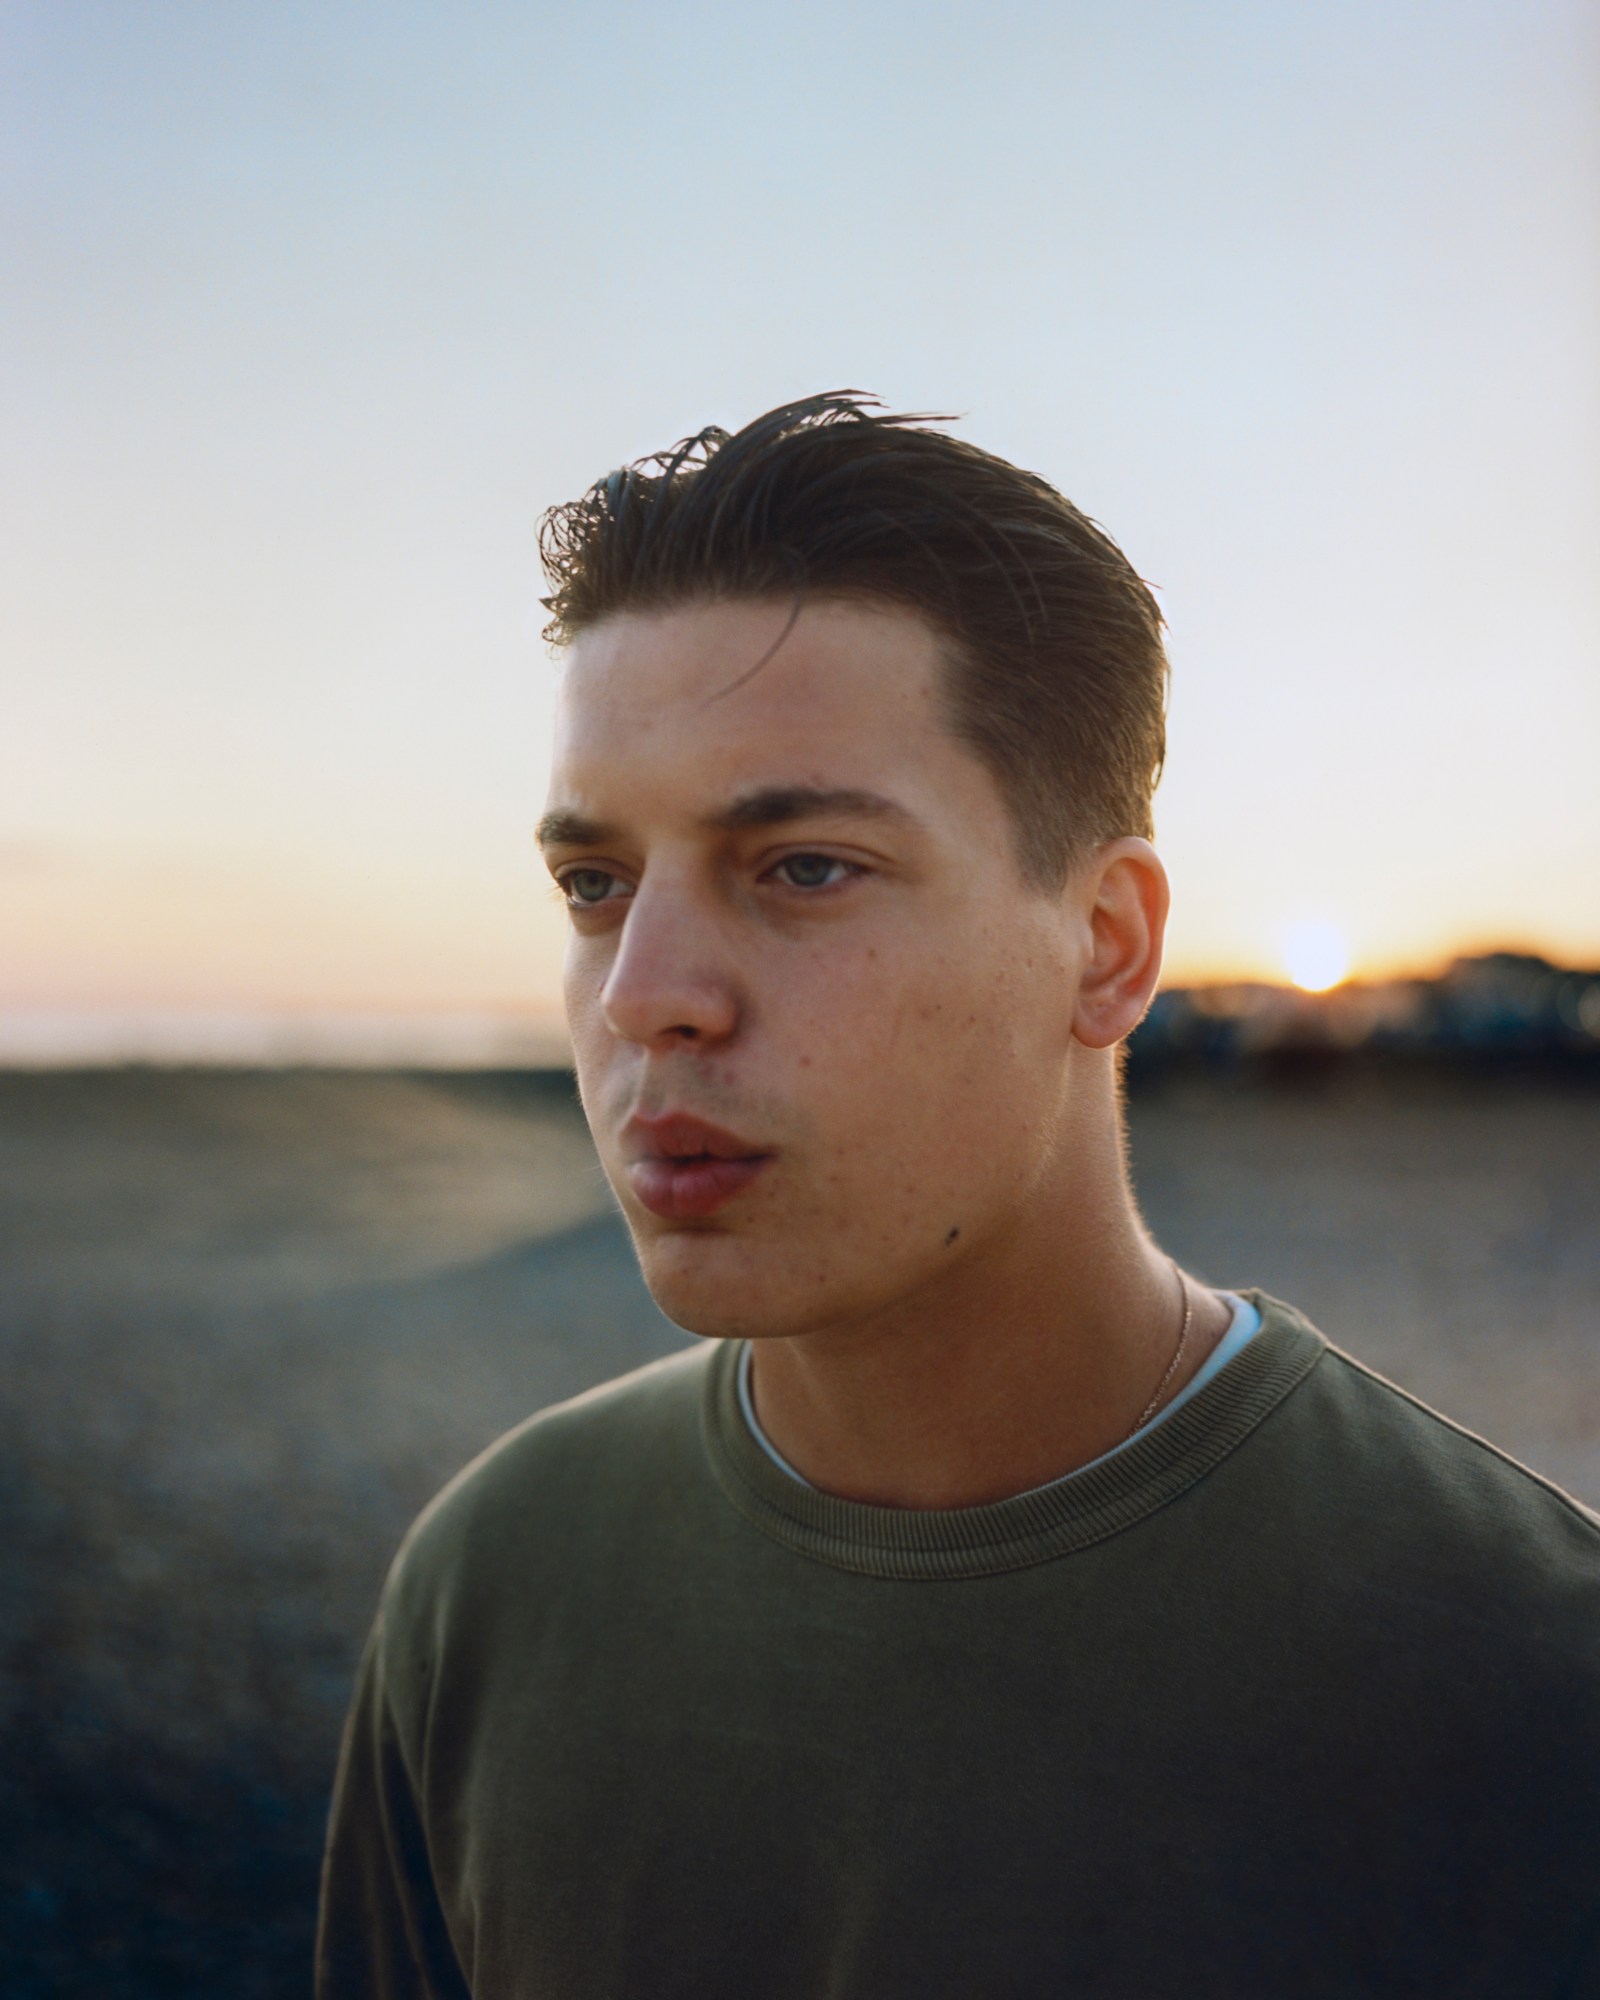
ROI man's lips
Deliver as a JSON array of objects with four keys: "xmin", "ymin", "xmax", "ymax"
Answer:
[{"xmin": 621, "ymin": 1112, "xmax": 773, "ymax": 1221}]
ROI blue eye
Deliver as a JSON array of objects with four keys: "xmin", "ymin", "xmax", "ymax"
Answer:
[
  {"xmin": 562, "ymin": 868, "xmax": 623, "ymax": 906},
  {"xmin": 776, "ymin": 854, "xmax": 847, "ymax": 890}
]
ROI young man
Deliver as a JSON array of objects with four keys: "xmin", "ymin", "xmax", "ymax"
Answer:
[{"xmin": 319, "ymin": 396, "xmax": 1600, "ymax": 1998}]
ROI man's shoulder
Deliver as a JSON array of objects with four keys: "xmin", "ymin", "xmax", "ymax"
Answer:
[
  {"xmin": 384, "ymin": 1341, "xmax": 712, "ymax": 1616},
  {"xmin": 1252, "ymin": 1295, "xmax": 1600, "ymax": 1620},
  {"xmin": 1319, "ymin": 1335, "xmax": 1597, "ymax": 1534}
]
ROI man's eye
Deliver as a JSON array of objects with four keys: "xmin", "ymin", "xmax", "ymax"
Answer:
[
  {"xmin": 561, "ymin": 868, "xmax": 625, "ymax": 907},
  {"xmin": 773, "ymin": 854, "xmax": 851, "ymax": 890}
]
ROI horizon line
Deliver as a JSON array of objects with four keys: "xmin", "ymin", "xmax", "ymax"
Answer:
[{"xmin": 3, "ymin": 949, "xmax": 1597, "ymax": 1068}]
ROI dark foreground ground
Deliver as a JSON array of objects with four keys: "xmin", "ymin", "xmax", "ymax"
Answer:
[{"xmin": 1, "ymin": 1066, "xmax": 1597, "ymax": 1996}]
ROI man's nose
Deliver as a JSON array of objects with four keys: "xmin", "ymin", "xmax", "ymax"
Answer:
[{"xmin": 598, "ymin": 880, "xmax": 740, "ymax": 1051}]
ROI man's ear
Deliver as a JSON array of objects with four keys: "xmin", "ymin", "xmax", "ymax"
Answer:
[{"xmin": 1070, "ymin": 838, "xmax": 1170, "ymax": 1050}]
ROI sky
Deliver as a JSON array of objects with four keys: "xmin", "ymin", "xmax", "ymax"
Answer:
[{"xmin": 4, "ymin": 1, "xmax": 1597, "ymax": 1058}]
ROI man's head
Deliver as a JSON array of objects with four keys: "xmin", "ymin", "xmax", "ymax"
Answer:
[
  {"xmin": 538, "ymin": 397, "xmax": 1171, "ymax": 1342},
  {"xmin": 540, "ymin": 392, "xmax": 1169, "ymax": 890}
]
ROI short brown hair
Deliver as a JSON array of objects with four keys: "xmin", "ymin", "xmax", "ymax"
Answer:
[{"xmin": 539, "ymin": 392, "xmax": 1169, "ymax": 888}]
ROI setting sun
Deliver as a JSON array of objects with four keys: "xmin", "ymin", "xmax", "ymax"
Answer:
[{"xmin": 1281, "ymin": 919, "xmax": 1350, "ymax": 993}]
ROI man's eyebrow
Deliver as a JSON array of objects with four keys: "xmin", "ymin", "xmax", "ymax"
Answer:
[
  {"xmin": 709, "ymin": 785, "xmax": 922, "ymax": 834},
  {"xmin": 536, "ymin": 787, "xmax": 922, "ymax": 851},
  {"xmin": 536, "ymin": 809, "xmax": 615, "ymax": 850}
]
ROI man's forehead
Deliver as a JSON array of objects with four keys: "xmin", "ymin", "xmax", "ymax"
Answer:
[
  {"xmin": 558, "ymin": 596, "xmax": 948, "ymax": 726},
  {"xmin": 545, "ymin": 596, "xmax": 1008, "ymax": 846}
]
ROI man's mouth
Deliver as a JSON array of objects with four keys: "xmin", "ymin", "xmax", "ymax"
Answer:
[{"xmin": 621, "ymin": 1112, "xmax": 773, "ymax": 1221}]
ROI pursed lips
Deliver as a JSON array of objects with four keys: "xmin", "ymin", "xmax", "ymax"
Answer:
[{"xmin": 621, "ymin": 1111, "xmax": 774, "ymax": 1221}]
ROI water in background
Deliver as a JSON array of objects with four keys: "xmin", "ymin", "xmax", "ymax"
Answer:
[{"xmin": 2, "ymin": 1065, "xmax": 1596, "ymax": 1996}]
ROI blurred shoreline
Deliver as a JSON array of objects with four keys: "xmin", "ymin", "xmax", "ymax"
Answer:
[{"xmin": 0, "ymin": 1008, "xmax": 572, "ymax": 1071}]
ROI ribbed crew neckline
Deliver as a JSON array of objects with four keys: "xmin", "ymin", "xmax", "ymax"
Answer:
[{"xmin": 701, "ymin": 1292, "xmax": 1325, "ymax": 1580}]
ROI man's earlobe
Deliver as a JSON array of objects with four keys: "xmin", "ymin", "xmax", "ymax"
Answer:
[{"xmin": 1070, "ymin": 840, "xmax": 1170, "ymax": 1051}]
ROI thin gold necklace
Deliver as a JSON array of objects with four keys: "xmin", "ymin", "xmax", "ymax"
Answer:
[{"xmin": 1126, "ymin": 1260, "xmax": 1194, "ymax": 1441}]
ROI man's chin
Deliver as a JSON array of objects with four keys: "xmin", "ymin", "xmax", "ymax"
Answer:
[{"xmin": 631, "ymin": 1230, "xmax": 831, "ymax": 1344}]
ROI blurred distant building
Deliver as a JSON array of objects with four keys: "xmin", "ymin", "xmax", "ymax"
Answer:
[{"xmin": 1129, "ymin": 953, "xmax": 1600, "ymax": 1082}]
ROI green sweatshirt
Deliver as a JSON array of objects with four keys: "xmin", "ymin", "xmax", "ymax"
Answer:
[{"xmin": 318, "ymin": 1296, "xmax": 1600, "ymax": 1998}]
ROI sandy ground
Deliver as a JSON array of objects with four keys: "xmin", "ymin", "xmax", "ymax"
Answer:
[{"xmin": 1, "ymin": 1066, "xmax": 1596, "ymax": 1996}]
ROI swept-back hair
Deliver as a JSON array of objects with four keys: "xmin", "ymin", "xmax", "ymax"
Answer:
[{"xmin": 539, "ymin": 392, "xmax": 1169, "ymax": 887}]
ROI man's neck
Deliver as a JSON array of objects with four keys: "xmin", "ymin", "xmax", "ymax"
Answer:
[{"xmin": 746, "ymin": 1083, "xmax": 1231, "ymax": 1510}]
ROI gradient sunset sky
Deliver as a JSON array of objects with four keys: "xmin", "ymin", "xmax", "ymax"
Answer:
[{"xmin": 5, "ymin": 2, "xmax": 1597, "ymax": 1056}]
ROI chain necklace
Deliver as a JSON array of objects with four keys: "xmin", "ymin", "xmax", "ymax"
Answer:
[{"xmin": 1125, "ymin": 1260, "xmax": 1194, "ymax": 1441}]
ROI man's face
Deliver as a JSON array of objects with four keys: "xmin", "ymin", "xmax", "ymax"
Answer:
[{"xmin": 541, "ymin": 596, "xmax": 1086, "ymax": 1342}]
